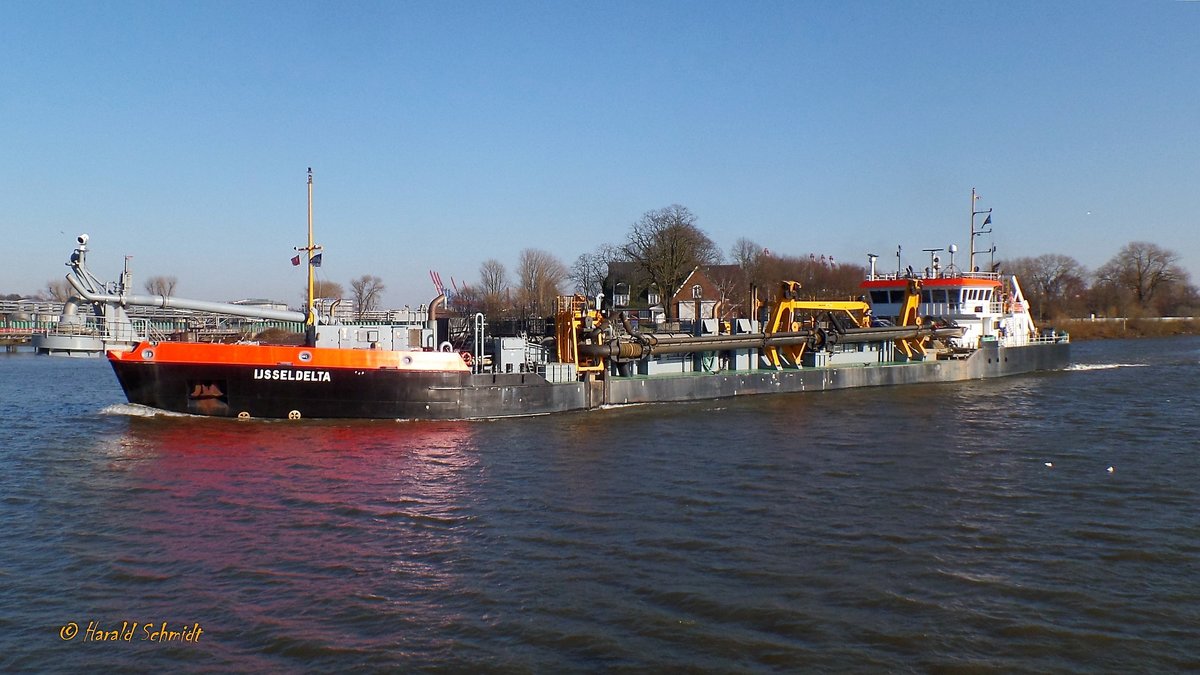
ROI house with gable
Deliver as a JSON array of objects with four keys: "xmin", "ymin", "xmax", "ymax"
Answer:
[
  {"xmin": 604, "ymin": 262, "xmax": 748, "ymax": 325},
  {"xmin": 670, "ymin": 264, "xmax": 746, "ymax": 322}
]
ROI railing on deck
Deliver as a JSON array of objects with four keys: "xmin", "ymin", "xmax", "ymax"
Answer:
[
  {"xmin": 33, "ymin": 316, "xmax": 153, "ymax": 345},
  {"xmin": 867, "ymin": 270, "xmax": 1002, "ymax": 282},
  {"xmin": 996, "ymin": 331, "xmax": 1070, "ymax": 348}
]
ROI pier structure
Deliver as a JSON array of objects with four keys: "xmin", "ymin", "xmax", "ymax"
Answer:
[{"xmin": 0, "ymin": 299, "xmax": 307, "ymax": 354}]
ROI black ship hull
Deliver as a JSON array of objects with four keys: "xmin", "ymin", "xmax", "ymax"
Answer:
[{"xmin": 110, "ymin": 341, "xmax": 1069, "ymax": 420}]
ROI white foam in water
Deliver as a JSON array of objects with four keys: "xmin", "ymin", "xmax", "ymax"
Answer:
[
  {"xmin": 1065, "ymin": 363, "xmax": 1148, "ymax": 371},
  {"xmin": 100, "ymin": 403, "xmax": 191, "ymax": 417}
]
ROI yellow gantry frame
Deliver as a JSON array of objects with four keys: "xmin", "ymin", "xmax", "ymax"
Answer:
[
  {"xmin": 893, "ymin": 278, "xmax": 925, "ymax": 359},
  {"xmin": 555, "ymin": 295, "xmax": 606, "ymax": 373},
  {"xmin": 763, "ymin": 281, "xmax": 870, "ymax": 368}
]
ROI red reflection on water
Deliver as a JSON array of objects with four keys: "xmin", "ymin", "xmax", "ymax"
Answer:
[{"xmin": 99, "ymin": 417, "xmax": 483, "ymax": 656}]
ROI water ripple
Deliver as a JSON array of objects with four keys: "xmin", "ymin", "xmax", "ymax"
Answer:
[{"xmin": 2, "ymin": 339, "xmax": 1199, "ymax": 671}]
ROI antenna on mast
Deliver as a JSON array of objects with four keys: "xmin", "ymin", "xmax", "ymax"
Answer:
[{"xmin": 969, "ymin": 187, "xmax": 992, "ymax": 273}]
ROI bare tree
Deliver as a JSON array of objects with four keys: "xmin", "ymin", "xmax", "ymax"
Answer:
[
  {"xmin": 478, "ymin": 259, "xmax": 509, "ymax": 315},
  {"xmin": 1095, "ymin": 242, "xmax": 1184, "ymax": 311},
  {"xmin": 349, "ymin": 275, "xmax": 386, "ymax": 317},
  {"xmin": 316, "ymin": 280, "xmax": 343, "ymax": 297},
  {"xmin": 1155, "ymin": 271, "xmax": 1200, "ymax": 316},
  {"xmin": 453, "ymin": 284, "xmax": 485, "ymax": 316},
  {"xmin": 1003, "ymin": 254, "xmax": 1089, "ymax": 319},
  {"xmin": 570, "ymin": 244, "xmax": 621, "ymax": 298},
  {"xmin": 730, "ymin": 237, "xmax": 763, "ymax": 271},
  {"xmin": 516, "ymin": 248, "xmax": 568, "ymax": 316},
  {"xmin": 44, "ymin": 279, "xmax": 72, "ymax": 302},
  {"xmin": 479, "ymin": 259, "xmax": 507, "ymax": 297},
  {"xmin": 622, "ymin": 205, "xmax": 721, "ymax": 318},
  {"xmin": 144, "ymin": 275, "xmax": 178, "ymax": 297},
  {"xmin": 306, "ymin": 280, "xmax": 344, "ymax": 305},
  {"xmin": 727, "ymin": 238, "xmax": 766, "ymax": 312},
  {"xmin": 704, "ymin": 264, "xmax": 746, "ymax": 315},
  {"xmin": 751, "ymin": 252, "xmax": 865, "ymax": 302},
  {"xmin": 293, "ymin": 280, "xmax": 347, "ymax": 319}
]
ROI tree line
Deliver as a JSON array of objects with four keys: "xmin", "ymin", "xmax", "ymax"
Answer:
[
  {"xmin": 464, "ymin": 207, "xmax": 1198, "ymax": 322},
  {"xmin": 459, "ymin": 205, "xmax": 904, "ymax": 320},
  {"xmin": 24, "ymin": 211, "xmax": 1197, "ymax": 322},
  {"xmin": 1004, "ymin": 242, "xmax": 1197, "ymax": 320}
]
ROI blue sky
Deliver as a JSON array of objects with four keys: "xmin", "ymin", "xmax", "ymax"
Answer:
[{"xmin": 2, "ymin": 1, "xmax": 1197, "ymax": 307}]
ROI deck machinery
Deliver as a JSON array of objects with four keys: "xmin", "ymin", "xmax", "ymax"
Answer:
[{"xmin": 556, "ymin": 278, "xmax": 961, "ymax": 377}]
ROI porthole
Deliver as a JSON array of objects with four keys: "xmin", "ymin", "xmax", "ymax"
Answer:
[
  {"xmin": 298, "ymin": 351, "xmax": 313, "ymax": 362},
  {"xmin": 141, "ymin": 349, "xmax": 154, "ymax": 360}
]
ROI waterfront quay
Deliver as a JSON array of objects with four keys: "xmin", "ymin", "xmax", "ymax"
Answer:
[{"xmin": 0, "ymin": 299, "xmax": 305, "ymax": 352}]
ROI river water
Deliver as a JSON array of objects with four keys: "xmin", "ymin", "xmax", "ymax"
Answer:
[{"xmin": 1, "ymin": 337, "xmax": 1197, "ymax": 672}]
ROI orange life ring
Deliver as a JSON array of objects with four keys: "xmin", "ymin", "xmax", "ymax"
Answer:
[{"xmin": 459, "ymin": 351, "xmax": 473, "ymax": 366}]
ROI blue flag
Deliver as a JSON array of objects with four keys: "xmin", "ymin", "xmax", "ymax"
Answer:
[{"xmin": 310, "ymin": 253, "xmax": 323, "ymax": 267}]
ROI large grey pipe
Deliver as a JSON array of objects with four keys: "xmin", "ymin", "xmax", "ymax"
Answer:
[
  {"xmin": 66, "ymin": 273, "xmax": 308, "ymax": 323},
  {"xmin": 579, "ymin": 325, "xmax": 964, "ymax": 359}
]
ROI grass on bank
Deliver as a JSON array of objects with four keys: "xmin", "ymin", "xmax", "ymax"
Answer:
[{"xmin": 1055, "ymin": 317, "xmax": 1200, "ymax": 340}]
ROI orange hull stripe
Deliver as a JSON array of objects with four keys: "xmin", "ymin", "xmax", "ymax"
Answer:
[{"xmin": 108, "ymin": 341, "xmax": 470, "ymax": 372}]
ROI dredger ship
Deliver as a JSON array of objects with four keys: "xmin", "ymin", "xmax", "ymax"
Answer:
[{"xmin": 62, "ymin": 178, "xmax": 1069, "ymax": 420}]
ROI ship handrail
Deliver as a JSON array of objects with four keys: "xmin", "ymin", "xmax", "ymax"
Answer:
[
  {"xmin": 995, "ymin": 331, "xmax": 1071, "ymax": 347},
  {"xmin": 866, "ymin": 270, "xmax": 1001, "ymax": 282},
  {"xmin": 37, "ymin": 315, "xmax": 160, "ymax": 344}
]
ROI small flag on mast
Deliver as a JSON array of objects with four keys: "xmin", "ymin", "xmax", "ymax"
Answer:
[
  {"xmin": 310, "ymin": 253, "xmax": 323, "ymax": 267},
  {"xmin": 291, "ymin": 255, "xmax": 301, "ymax": 266},
  {"xmin": 983, "ymin": 214, "xmax": 992, "ymax": 225}
]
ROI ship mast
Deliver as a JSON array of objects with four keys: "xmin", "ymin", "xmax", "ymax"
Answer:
[
  {"xmin": 306, "ymin": 168, "xmax": 315, "ymax": 326},
  {"xmin": 296, "ymin": 167, "xmax": 323, "ymax": 335}
]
